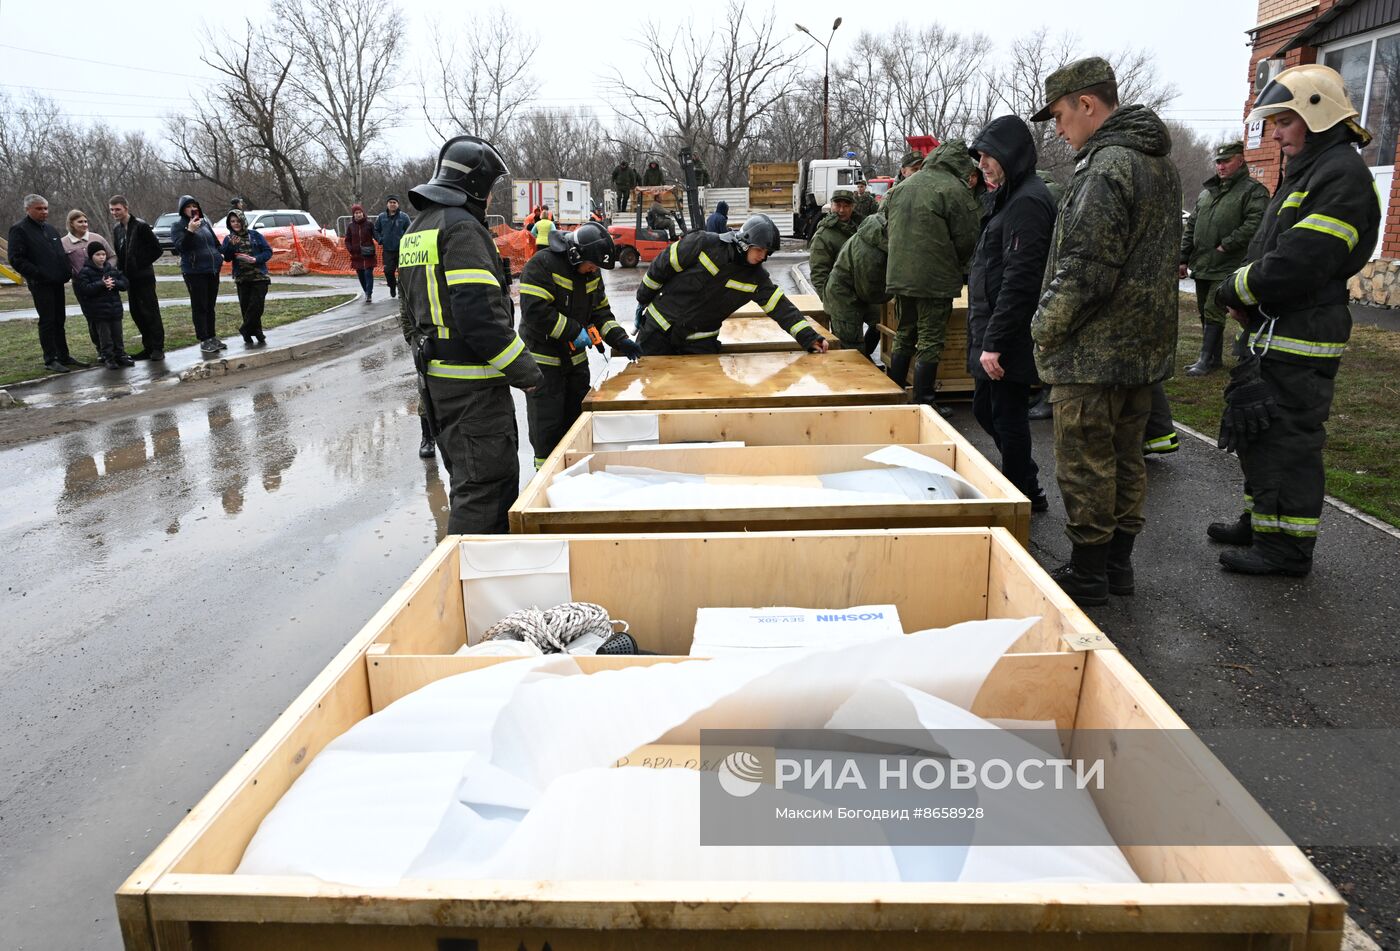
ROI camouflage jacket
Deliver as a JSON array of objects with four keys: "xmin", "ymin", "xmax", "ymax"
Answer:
[
  {"xmin": 883, "ymin": 140, "xmax": 983, "ymax": 299},
  {"xmin": 1181, "ymin": 164, "xmax": 1269, "ymax": 280},
  {"xmin": 853, "ymin": 191, "xmax": 880, "ymax": 222},
  {"xmin": 1031, "ymin": 105, "xmax": 1182, "ymax": 385},
  {"xmin": 807, "ymin": 212, "xmax": 858, "ymax": 295}
]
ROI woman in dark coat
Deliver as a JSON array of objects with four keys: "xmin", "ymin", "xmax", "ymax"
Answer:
[
  {"xmin": 344, "ymin": 203, "xmax": 377, "ymax": 302},
  {"xmin": 966, "ymin": 115, "xmax": 1057, "ymax": 510}
]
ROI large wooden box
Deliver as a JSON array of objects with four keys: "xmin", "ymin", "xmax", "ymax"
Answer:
[
  {"xmin": 582, "ymin": 350, "xmax": 905, "ymax": 412},
  {"xmin": 117, "ymin": 529, "xmax": 1344, "ymax": 951},
  {"xmin": 718, "ymin": 315, "xmax": 838, "ymax": 352},
  {"xmin": 878, "ymin": 291, "xmax": 974, "ymax": 395},
  {"xmin": 510, "ymin": 406, "xmax": 1030, "ymax": 540}
]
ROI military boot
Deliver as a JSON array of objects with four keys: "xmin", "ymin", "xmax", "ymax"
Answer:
[
  {"xmin": 1048, "ymin": 543, "xmax": 1110, "ymax": 607},
  {"xmin": 1106, "ymin": 530, "xmax": 1136, "ymax": 596},
  {"xmin": 887, "ymin": 351, "xmax": 912, "ymax": 390},
  {"xmin": 1219, "ymin": 547, "xmax": 1310, "ymax": 577},
  {"xmin": 418, "ymin": 416, "xmax": 436, "ymax": 459},
  {"xmin": 1207, "ymin": 512, "xmax": 1252, "ymax": 546},
  {"xmin": 1187, "ymin": 322, "xmax": 1224, "ymax": 376},
  {"xmin": 912, "ymin": 361, "xmax": 953, "ymax": 418}
]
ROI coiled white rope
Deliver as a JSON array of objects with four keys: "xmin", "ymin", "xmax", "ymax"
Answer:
[{"xmin": 481, "ymin": 601, "xmax": 626, "ymax": 654}]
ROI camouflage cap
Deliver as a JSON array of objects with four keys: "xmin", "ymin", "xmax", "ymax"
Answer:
[
  {"xmin": 830, "ymin": 189, "xmax": 856, "ymax": 204},
  {"xmin": 1031, "ymin": 56, "xmax": 1117, "ymax": 122},
  {"xmin": 1214, "ymin": 141, "xmax": 1245, "ymax": 161},
  {"xmin": 900, "ymin": 150, "xmax": 925, "ymax": 169}
]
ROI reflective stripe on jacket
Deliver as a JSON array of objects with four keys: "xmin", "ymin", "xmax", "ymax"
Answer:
[{"xmin": 518, "ymin": 249, "xmax": 628, "ymax": 367}]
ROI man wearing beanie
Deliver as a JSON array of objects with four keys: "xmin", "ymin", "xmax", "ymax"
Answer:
[{"xmin": 375, "ymin": 194, "xmax": 412, "ymax": 299}]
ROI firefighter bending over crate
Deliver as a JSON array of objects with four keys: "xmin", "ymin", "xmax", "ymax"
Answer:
[
  {"xmin": 633, "ymin": 214, "xmax": 829, "ymax": 356},
  {"xmin": 519, "ymin": 222, "xmax": 642, "ymax": 467}
]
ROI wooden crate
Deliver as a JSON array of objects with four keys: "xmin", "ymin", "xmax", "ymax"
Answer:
[
  {"xmin": 582, "ymin": 350, "xmax": 906, "ymax": 412},
  {"xmin": 511, "ymin": 406, "xmax": 1029, "ymax": 540},
  {"xmin": 718, "ymin": 316, "xmax": 838, "ymax": 353},
  {"xmin": 117, "ymin": 529, "xmax": 1344, "ymax": 951},
  {"xmin": 878, "ymin": 295, "xmax": 975, "ymax": 395}
]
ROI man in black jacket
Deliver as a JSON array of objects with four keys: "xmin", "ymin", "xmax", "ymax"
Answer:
[
  {"xmin": 108, "ymin": 195, "xmax": 166, "ymax": 360},
  {"xmin": 967, "ymin": 116, "xmax": 1055, "ymax": 512},
  {"xmin": 7, "ymin": 194, "xmax": 84, "ymax": 373}
]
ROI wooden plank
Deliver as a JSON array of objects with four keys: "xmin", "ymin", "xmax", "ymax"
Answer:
[
  {"xmin": 877, "ymin": 324, "xmax": 975, "ymax": 394},
  {"xmin": 582, "ymin": 351, "xmax": 907, "ymax": 412},
  {"xmin": 985, "ymin": 527, "xmax": 1108, "ymax": 651},
  {"xmin": 718, "ymin": 316, "xmax": 838, "ymax": 353},
  {"xmin": 366, "ymin": 650, "xmax": 1085, "ymax": 731},
  {"xmin": 731, "ymin": 293, "xmax": 826, "ymax": 318},
  {"xmin": 563, "ymin": 442, "xmax": 956, "ymax": 475},
  {"xmin": 656, "ymin": 405, "xmax": 929, "ymax": 447}
]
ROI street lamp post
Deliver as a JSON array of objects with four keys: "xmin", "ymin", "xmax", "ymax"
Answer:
[{"xmin": 796, "ymin": 17, "xmax": 842, "ymax": 161}]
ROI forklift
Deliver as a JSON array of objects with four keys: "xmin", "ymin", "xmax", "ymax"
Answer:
[{"xmin": 607, "ymin": 147, "xmax": 706, "ymax": 268}]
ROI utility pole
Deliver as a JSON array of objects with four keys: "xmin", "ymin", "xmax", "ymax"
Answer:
[{"xmin": 796, "ymin": 17, "xmax": 842, "ymax": 160}]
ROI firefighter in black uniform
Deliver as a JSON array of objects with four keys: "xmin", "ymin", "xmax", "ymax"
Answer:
[
  {"xmin": 1211, "ymin": 64, "xmax": 1380, "ymax": 577},
  {"xmin": 519, "ymin": 221, "xmax": 642, "ymax": 467},
  {"xmin": 399, "ymin": 135, "xmax": 543, "ymax": 534},
  {"xmin": 634, "ymin": 214, "xmax": 829, "ymax": 355}
]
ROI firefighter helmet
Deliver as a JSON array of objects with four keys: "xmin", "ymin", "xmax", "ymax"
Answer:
[
  {"xmin": 733, "ymin": 214, "xmax": 782, "ymax": 253},
  {"xmin": 549, "ymin": 221, "xmax": 616, "ymax": 269},
  {"xmin": 409, "ymin": 135, "xmax": 509, "ymax": 211},
  {"xmin": 1248, "ymin": 65, "xmax": 1366, "ymax": 140}
]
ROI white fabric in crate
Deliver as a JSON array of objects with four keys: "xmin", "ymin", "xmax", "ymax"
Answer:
[{"xmin": 236, "ymin": 619, "xmax": 1138, "ymax": 887}]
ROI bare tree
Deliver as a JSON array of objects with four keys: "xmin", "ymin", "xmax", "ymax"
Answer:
[
  {"xmin": 277, "ymin": 0, "xmax": 404, "ymax": 203},
  {"xmin": 200, "ymin": 22, "xmax": 314, "ymax": 209},
  {"xmin": 419, "ymin": 12, "xmax": 539, "ymax": 149}
]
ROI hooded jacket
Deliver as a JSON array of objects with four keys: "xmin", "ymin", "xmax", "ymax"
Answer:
[
  {"xmin": 705, "ymin": 201, "xmax": 729, "ymax": 234},
  {"xmin": 1031, "ymin": 105, "xmax": 1182, "ymax": 386},
  {"xmin": 967, "ymin": 116, "xmax": 1056, "ymax": 384},
  {"xmin": 807, "ymin": 211, "xmax": 858, "ymax": 296},
  {"xmin": 346, "ymin": 205, "xmax": 377, "ymax": 268},
  {"xmin": 220, "ymin": 210, "xmax": 273, "ymax": 284},
  {"xmin": 1181, "ymin": 164, "xmax": 1269, "ymax": 280},
  {"xmin": 883, "ymin": 139, "xmax": 983, "ymax": 299},
  {"xmin": 73, "ymin": 246, "xmax": 128, "ymax": 321},
  {"xmin": 823, "ymin": 211, "xmax": 891, "ymax": 348},
  {"xmin": 611, "ymin": 163, "xmax": 640, "ymax": 191},
  {"xmin": 170, "ymin": 196, "xmax": 223, "ymax": 275},
  {"xmin": 1216, "ymin": 123, "xmax": 1379, "ymax": 374},
  {"xmin": 641, "ymin": 162, "xmax": 664, "ymax": 186},
  {"xmin": 374, "ymin": 204, "xmax": 413, "ymax": 253}
]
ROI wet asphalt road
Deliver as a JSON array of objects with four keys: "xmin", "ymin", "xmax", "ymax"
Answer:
[{"xmin": 2, "ymin": 255, "xmax": 1397, "ymax": 948}]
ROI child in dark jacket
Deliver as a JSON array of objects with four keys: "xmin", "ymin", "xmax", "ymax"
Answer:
[
  {"xmin": 73, "ymin": 242, "xmax": 132, "ymax": 369},
  {"xmin": 221, "ymin": 210, "xmax": 274, "ymax": 345}
]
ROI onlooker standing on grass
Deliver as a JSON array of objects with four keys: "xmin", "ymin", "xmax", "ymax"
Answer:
[
  {"xmin": 61, "ymin": 210, "xmax": 114, "ymax": 353},
  {"xmin": 374, "ymin": 194, "xmax": 411, "ymax": 299},
  {"xmin": 73, "ymin": 242, "xmax": 132, "ymax": 369},
  {"xmin": 220, "ymin": 209, "xmax": 273, "ymax": 346},
  {"xmin": 171, "ymin": 195, "xmax": 226, "ymax": 356},
  {"xmin": 7, "ymin": 194, "xmax": 84, "ymax": 373},
  {"xmin": 109, "ymin": 195, "xmax": 166, "ymax": 360},
  {"xmin": 345, "ymin": 203, "xmax": 377, "ymax": 303}
]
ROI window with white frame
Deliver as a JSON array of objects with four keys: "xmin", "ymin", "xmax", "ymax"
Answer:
[{"xmin": 1322, "ymin": 26, "xmax": 1400, "ymax": 169}]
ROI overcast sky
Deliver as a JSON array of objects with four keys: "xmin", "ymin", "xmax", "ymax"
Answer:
[{"xmin": 0, "ymin": 0, "xmax": 1258, "ymax": 161}]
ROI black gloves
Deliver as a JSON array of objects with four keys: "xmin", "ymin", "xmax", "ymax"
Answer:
[
  {"xmin": 613, "ymin": 337, "xmax": 643, "ymax": 362},
  {"xmin": 1217, "ymin": 353, "xmax": 1278, "ymax": 454}
]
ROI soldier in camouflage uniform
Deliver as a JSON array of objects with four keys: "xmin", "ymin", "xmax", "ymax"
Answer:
[
  {"xmin": 852, "ymin": 179, "xmax": 880, "ymax": 221},
  {"xmin": 897, "ymin": 150, "xmax": 925, "ymax": 181},
  {"xmin": 1030, "ymin": 57, "xmax": 1182, "ymax": 606},
  {"xmin": 611, "ymin": 161, "xmax": 640, "ymax": 212},
  {"xmin": 807, "ymin": 189, "xmax": 858, "ymax": 296},
  {"xmin": 883, "ymin": 138, "xmax": 983, "ymax": 416},
  {"xmin": 823, "ymin": 211, "xmax": 889, "ymax": 360}
]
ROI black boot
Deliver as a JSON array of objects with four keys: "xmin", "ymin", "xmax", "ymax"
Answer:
[
  {"xmin": 1187, "ymin": 322, "xmax": 1224, "ymax": 376},
  {"xmin": 1027, "ymin": 389, "xmax": 1053, "ymax": 420},
  {"xmin": 1106, "ymin": 530, "xmax": 1136, "ymax": 596},
  {"xmin": 912, "ymin": 361, "xmax": 953, "ymax": 418},
  {"xmin": 862, "ymin": 325, "xmax": 881, "ymax": 363},
  {"xmin": 1207, "ymin": 512, "xmax": 1252, "ymax": 546},
  {"xmin": 1048, "ymin": 542, "xmax": 1110, "ymax": 607},
  {"xmin": 418, "ymin": 416, "xmax": 436, "ymax": 459},
  {"xmin": 887, "ymin": 351, "xmax": 912, "ymax": 389},
  {"xmin": 1219, "ymin": 547, "xmax": 1310, "ymax": 577}
]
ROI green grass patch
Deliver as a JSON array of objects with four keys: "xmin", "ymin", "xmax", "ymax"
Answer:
[
  {"xmin": 0, "ymin": 294, "xmax": 356, "ymax": 388},
  {"xmin": 1163, "ymin": 294, "xmax": 1400, "ymax": 528},
  {"xmin": 0, "ymin": 280, "xmax": 331, "ymax": 312}
]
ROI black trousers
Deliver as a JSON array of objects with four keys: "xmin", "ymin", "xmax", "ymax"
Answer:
[
  {"xmin": 618, "ymin": 191, "xmax": 630, "ymax": 212},
  {"xmin": 127, "ymin": 276, "xmax": 165, "ymax": 351},
  {"xmin": 94, "ymin": 317, "xmax": 126, "ymax": 361},
  {"xmin": 1237, "ymin": 359, "xmax": 1334, "ymax": 571},
  {"xmin": 382, "ymin": 251, "xmax": 400, "ymax": 294},
  {"xmin": 1144, "ymin": 382, "xmax": 1176, "ymax": 446},
  {"xmin": 236, "ymin": 281, "xmax": 269, "ymax": 336},
  {"xmin": 426, "ymin": 380, "xmax": 520, "ymax": 534},
  {"xmin": 183, "ymin": 273, "xmax": 220, "ymax": 340},
  {"xmin": 526, "ymin": 361, "xmax": 591, "ymax": 466},
  {"xmin": 636, "ymin": 314, "xmax": 721, "ymax": 355},
  {"xmin": 29, "ymin": 281, "xmax": 70, "ymax": 363},
  {"xmin": 972, "ymin": 378, "xmax": 1041, "ymax": 499}
]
